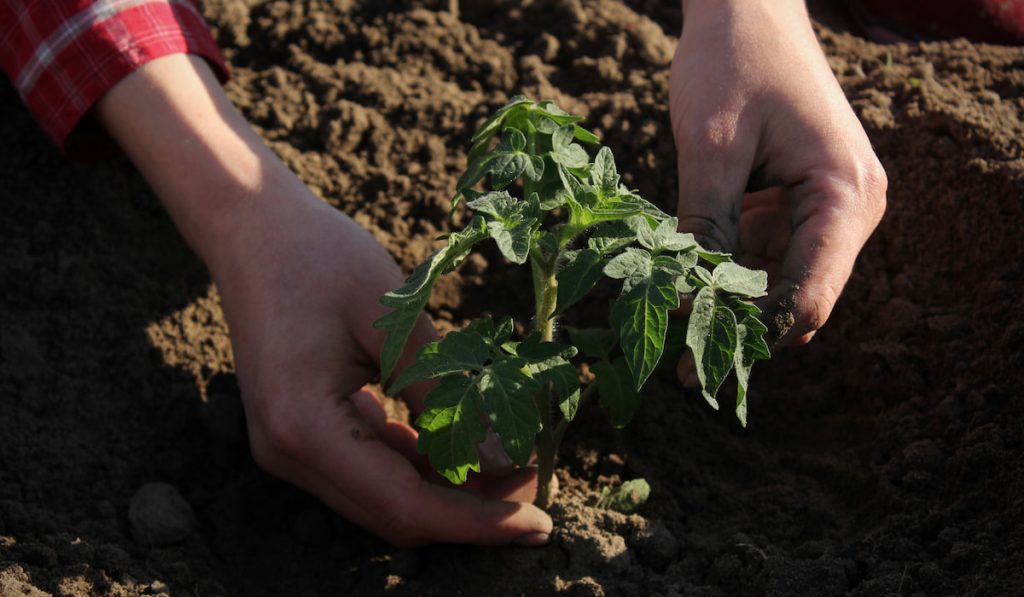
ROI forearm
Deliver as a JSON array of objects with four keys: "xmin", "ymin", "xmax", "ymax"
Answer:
[{"xmin": 94, "ymin": 53, "xmax": 312, "ymax": 276}]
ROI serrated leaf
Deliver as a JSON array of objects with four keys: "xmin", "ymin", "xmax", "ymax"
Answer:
[
  {"xmin": 375, "ymin": 218, "xmax": 487, "ymax": 380},
  {"xmin": 416, "ymin": 375, "xmax": 487, "ymax": 485},
  {"xmin": 604, "ymin": 248, "xmax": 653, "ymax": 293},
  {"xmin": 467, "ymin": 191, "xmax": 537, "ymax": 264},
  {"xmin": 592, "ymin": 358, "xmax": 641, "ymax": 427},
  {"xmin": 566, "ymin": 326, "xmax": 618, "ymax": 359},
  {"xmin": 555, "ymin": 249, "xmax": 606, "ymax": 314},
  {"xmin": 652, "ymin": 255, "xmax": 688, "ymax": 276},
  {"xmin": 610, "ymin": 269, "xmax": 679, "ymax": 390},
  {"xmin": 478, "ymin": 357, "xmax": 542, "ymax": 466},
  {"xmin": 530, "ymin": 355, "xmax": 581, "ymax": 422},
  {"xmin": 592, "ymin": 147, "xmax": 620, "ymax": 195},
  {"xmin": 733, "ymin": 307, "xmax": 770, "ymax": 427},
  {"xmin": 488, "ymin": 219, "xmax": 534, "ymax": 264},
  {"xmin": 489, "ymin": 152, "xmax": 529, "ymax": 189},
  {"xmin": 595, "ymin": 478, "xmax": 650, "ymax": 514},
  {"xmin": 686, "ymin": 287, "xmax": 738, "ymax": 408},
  {"xmin": 675, "ymin": 250, "xmax": 698, "ymax": 269},
  {"xmin": 551, "ymin": 125, "xmax": 590, "ymax": 169},
  {"xmin": 637, "ymin": 217, "xmax": 698, "ymax": 253},
  {"xmin": 588, "ymin": 221, "xmax": 636, "ymax": 255},
  {"xmin": 389, "ymin": 329, "xmax": 490, "ymax": 394},
  {"xmin": 712, "ymin": 261, "xmax": 768, "ymax": 298}
]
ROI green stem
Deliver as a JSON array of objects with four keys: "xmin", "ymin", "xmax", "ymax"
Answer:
[{"xmin": 530, "ymin": 246, "xmax": 560, "ymax": 508}]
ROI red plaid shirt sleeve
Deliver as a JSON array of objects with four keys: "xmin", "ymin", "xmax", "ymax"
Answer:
[{"xmin": 1, "ymin": 0, "xmax": 229, "ymax": 158}]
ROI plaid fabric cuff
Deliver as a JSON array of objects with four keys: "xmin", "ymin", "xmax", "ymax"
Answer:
[{"xmin": 1, "ymin": 0, "xmax": 229, "ymax": 159}]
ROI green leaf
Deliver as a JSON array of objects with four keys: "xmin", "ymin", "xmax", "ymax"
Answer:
[
  {"xmin": 516, "ymin": 333, "xmax": 578, "ymax": 361},
  {"xmin": 375, "ymin": 218, "xmax": 487, "ymax": 380},
  {"xmin": 535, "ymin": 100, "xmax": 584, "ymax": 125},
  {"xmin": 566, "ymin": 326, "xmax": 618, "ymax": 359},
  {"xmin": 595, "ymin": 478, "xmax": 650, "ymax": 514},
  {"xmin": 675, "ymin": 250, "xmax": 698, "ymax": 269},
  {"xmin": 465, "ymin": 97, "xmax": 533, "ymax": 168},
  {"xmin": 389, "ymin": 329, "xmax": 490, "ymax": 394},
  {"xmin": 610, "ymin": 269, "xmax": 679, "ymax": 390},
  {"xmin": 573, "ymin": 125, "xmax": 601, "ymax": 145},
  {"xmin": 478, "ymin": 357, "xmax": 542, "ymax": 466},
  {"xmin": 550, "ymin": 125, "xmax": 590, "ymax": 169},
  {"xmin": 693, "ymin": 265, "xmax": 714, "ymax": 287},
  {"xmin": 467, "ymin": 191, "xmax": 538, "ymax": 264},
  {"xmin": 712, "ymin": 261, "xmax": 768, "ymax": 298},
  {"xmin": 604, "ymin": 248, "xmax": 653, "ymax": 292},
  {"xmin": 733, "ymin": 306, "xmax": 770, "ymax": 427},
  {"xmin": 696, "ymin": 248, "xmax": 732, "ymax": 265},
  {"xmin": 588, "ymin": 221, "xmax": 636, "ymax": 255},
  {"xmin": 531, "ymin": 355, "xmax": 581, "ymax": 422},
  {"xmin": 636, "ymin": 217, "xmax": 698, "ymax": 253},
  {"xmin": 592, "ymin": 358, "xmax": 641, "ymax": 427},
  {"xmin": 470, "ymin": 96, "xmax": 532, "ymax": 146},
  {"xmin": 686, "ymin": 287, "xmax": 738, "ymax": 408},
  {"xmin": 591, "ymin": 147, "xmax": 620, "ymax": 195},
  {"xmin": 555, "ymin": 249, "xmax": 607, "ymax": 314},
  {"xmin": 416, "ymin": 375, "xmax": 487, "ymax": 485}
]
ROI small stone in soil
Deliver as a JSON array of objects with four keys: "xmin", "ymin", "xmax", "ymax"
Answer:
[{"xmin": 129, "ymin": 483, "xmax": 196, "ymax": 546}]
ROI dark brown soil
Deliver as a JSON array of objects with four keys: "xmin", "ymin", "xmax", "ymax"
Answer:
[{"xmin": 2, "ymin": 1, "xmax": 1023, "ymax": 595}]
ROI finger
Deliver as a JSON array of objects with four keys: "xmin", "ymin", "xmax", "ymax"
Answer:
[
  {"xmin": 348, "ymin": 387, "xmax": 387, "ymax": 432},
  {"xmin": 481, "ymin": 466, "xmax": 558, "ymax": 504},
  {"xmin": 673, "ymin": 113, "xmax": 758, "ymax": 254},
  {"xmin": 763, "ymin": 170, "xmax": 885, "ymax": 346}
]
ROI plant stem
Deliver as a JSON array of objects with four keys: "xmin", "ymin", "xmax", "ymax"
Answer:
[{"xmin": 530, "ymin": 248, "xmax": 560, "ymax": 508}]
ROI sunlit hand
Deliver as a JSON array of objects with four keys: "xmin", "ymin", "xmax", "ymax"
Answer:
[
  {"xmin": 97, "ymin": 53, "xmax": 553, "ymax": 547},
  {"xmin": 671, "ymin": 0, "xmax": 887, "ymax": 373}
]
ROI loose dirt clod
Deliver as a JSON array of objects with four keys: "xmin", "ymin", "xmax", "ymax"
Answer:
[{"xmin": 128, "ymin": 483, "xmax": 196, "ymax": 546}]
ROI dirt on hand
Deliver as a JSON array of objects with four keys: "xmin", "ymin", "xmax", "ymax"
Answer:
[{"xmin": 2, "ymin": 1, "xmax": 1023, "ymax": 595}]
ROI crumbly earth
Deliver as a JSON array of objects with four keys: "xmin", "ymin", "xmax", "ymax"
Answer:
[{"xmin": 2, "ymin": 1, "xmax": 1023, "ymax": 595}]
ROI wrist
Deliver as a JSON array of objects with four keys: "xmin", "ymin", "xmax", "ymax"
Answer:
[
  {"xmin": 682, "ymin": 0, "xmax": 809, "ymax": 31},
  {"xmin": 95, "ymin": 54, "xmax": 315, "ymax": 276}
]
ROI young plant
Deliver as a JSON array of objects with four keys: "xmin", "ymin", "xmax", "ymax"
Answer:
[{"xmin": 374, "ymin": 96, "xmax": 771, "ymax": 508}]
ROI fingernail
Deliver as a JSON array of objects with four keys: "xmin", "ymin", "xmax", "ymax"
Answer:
[{"xmin": 513, "ymin": 532, "xmax": 550, "ymax": 547}]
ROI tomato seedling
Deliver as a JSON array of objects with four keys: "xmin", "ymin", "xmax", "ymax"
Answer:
[{"xmin": 375, "ymin": 96, "xmax": 770, "ymax": 508}]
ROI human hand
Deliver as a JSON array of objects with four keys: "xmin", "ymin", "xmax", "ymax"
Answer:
[
  {"xmin": 213, "ymin": 197, "xmax": 553, "ymax": 547},
  {"xmin": 96, "ymin": 54, "xmax": 552, "ymax": 547},
  {"xmin": 670, "ymin": 0, "xmax": 887, "ymax": 369}
]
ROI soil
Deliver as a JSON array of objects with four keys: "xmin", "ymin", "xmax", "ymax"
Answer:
[{"xmin": 2, "ymin": 1, "xmax": 1023, "ymax": 595}]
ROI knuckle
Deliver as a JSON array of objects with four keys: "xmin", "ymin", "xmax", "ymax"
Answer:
[
  {"xmin": 680, "ymin": 114, "xmax": 738, "ymax": 156},
  {"xmin": 863, "ymin": 156, "xmax": 889, "ymax": 220}
]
